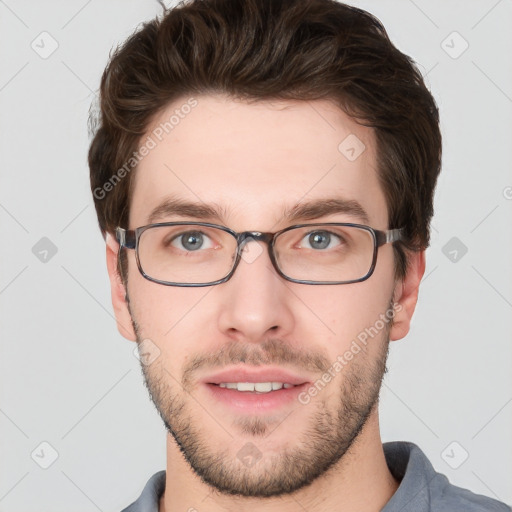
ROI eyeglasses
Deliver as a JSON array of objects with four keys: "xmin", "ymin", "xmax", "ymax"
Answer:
[{"xmin": 116, "ymin": 222, "xmax": 404, "ymax": 287}]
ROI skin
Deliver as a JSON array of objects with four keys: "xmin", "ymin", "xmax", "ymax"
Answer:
[{"xmin": 105, "ymin": 94, "xmax": 425, "ymax": 512}]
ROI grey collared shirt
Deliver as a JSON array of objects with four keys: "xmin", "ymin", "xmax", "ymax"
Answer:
[{"xmin": 120, "ymin": 441, "xmax": 511, "ymax": 512}]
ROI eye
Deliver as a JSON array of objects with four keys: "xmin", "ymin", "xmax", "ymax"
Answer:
[
  {"xmin": 170, "ymin": 231, "xmax": 214, "ymax": 251},
  {"xmin": 299, "ymin": 230, "xmax": 343, "ymax": 250}
]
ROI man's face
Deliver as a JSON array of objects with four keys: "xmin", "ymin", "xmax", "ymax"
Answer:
[{"xmin": 111, "ymin": 94, "xmax": 407, "ymax": 497}]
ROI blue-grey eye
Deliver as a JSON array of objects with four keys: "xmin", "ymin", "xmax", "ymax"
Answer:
[
  {"xmin": 171, "ymin": 231, "xmax": 213, "ymax": 251},
  {"xmin": 301, "ymin": 230, "xmax": 341, "ymax": 250}
]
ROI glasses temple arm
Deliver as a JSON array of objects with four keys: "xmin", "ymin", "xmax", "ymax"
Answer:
[
  {"xmin": 115, "ymin": 227, "xmax": 136, "ymax": 249},
  {"xmin": 376, "ymin": 227, "xmax": 405, "ymax": 246}
]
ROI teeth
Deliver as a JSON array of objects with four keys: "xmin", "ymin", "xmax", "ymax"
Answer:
[
  {"xmin": 255, "ymin": 382, "xmax": 272, "ymax": 392},
  {"xmin": 217, "ymin": 382, "xmax": 296, "ymax": 392}
]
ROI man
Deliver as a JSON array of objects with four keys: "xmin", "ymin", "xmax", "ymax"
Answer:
[{"xmin": 88, "ymin": 0, "xmax": 510, "ymax": 511}]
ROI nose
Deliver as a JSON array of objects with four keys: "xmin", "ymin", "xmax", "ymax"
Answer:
[{"xmin": 215, "ymin": 237, "xmax": 295, "ymax": 344}]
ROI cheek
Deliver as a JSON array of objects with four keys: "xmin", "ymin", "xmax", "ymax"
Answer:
[
  {"xmin": 127, "ymin": 270, "xmax": 213, "ymax": 341},
  {"xmin": 129, "ymin": 285, "xmax": 212, "ymax": 377},
  {"xmin": 292, "ymin": 279, "xmax": 394, "ymax": 353}
]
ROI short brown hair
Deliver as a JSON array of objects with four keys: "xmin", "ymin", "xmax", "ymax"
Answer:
[{"xmin": 88, "ymin": 0, "xmax": 442, "ymax": 280}]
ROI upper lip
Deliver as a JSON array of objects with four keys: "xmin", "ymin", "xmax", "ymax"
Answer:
[{"xmin": 203, "ymin": 366, "xmax": 311, "ymax": 386}]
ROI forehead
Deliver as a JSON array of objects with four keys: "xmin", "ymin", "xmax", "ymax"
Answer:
[{"xmin": 129, "ymin": 94, "xmax": 388, "ymax": 229}]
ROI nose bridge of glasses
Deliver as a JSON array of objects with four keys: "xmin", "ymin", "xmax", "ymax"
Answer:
[{"xmin": 236, "ymin": 231, "xmax": 274, "ymax": 252}]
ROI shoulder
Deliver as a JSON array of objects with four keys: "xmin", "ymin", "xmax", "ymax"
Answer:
[
  {"xmin": 120, "ymin": 470, "xmax": 166, "ymax": 512},
  {"xmin": 383, "ymin": 441, "xmax": 510, "ymax": 512},
  {"xmin": 429, "ymin": 473, "xmax": 511, "ymax": 512}
]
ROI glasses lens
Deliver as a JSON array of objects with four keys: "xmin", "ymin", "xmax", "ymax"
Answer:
[
  {"xmin": 137, "ymin": 225, "xmax": 237, "ymax": 284},
  {"xmin": 274, "ymin": 225, "xmax": 375, "ymax": 283}
]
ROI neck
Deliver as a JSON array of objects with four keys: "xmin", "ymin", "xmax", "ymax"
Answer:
[{"xmin": 159, "ymin": 411, "xmax": 400, "ymax": 512}]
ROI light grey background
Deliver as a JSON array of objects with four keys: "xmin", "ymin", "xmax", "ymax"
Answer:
[{"xmin": 0, "ymin": 0, "xmax": 511, "ymax": 510}]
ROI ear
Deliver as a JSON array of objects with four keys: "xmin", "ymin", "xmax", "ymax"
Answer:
[
  {"xmin": 106, "ymin": 233, "xmax": 137, "ymax": 341},
  {"xmin": 389, "ymin": 250, "xmax": 426, "ymax": 341}
]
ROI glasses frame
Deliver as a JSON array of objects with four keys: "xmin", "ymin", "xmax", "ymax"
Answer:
[{"xmin": 116, "ymin": 221, "xmax": 404, "ymax": 287}]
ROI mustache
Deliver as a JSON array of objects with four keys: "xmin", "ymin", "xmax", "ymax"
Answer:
[{"xmin": 182, "ymin": 338, "xmax": 332, "ymax": 389}]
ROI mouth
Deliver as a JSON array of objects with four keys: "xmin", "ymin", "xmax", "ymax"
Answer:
[
  {"xmin": 201, "ymin": 366, "xmax": 311, "ymax": 413},
  {"xmin": 214, "ymin": 381, "xmax": 296, "ymax": 392}
]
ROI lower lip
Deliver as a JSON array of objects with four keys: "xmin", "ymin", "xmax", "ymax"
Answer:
[{"xmin": 204, "ymin": 383, "xmax": 309, "ymax": 413}]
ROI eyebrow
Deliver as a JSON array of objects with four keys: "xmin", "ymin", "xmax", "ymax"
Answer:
[
  {"xmin": 283, "ymin": 198, "xmax": 370, "ymax": 225},
  {"xmin": 146, "ymin": 195, "xmax": 370, "ymax": 226}
]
